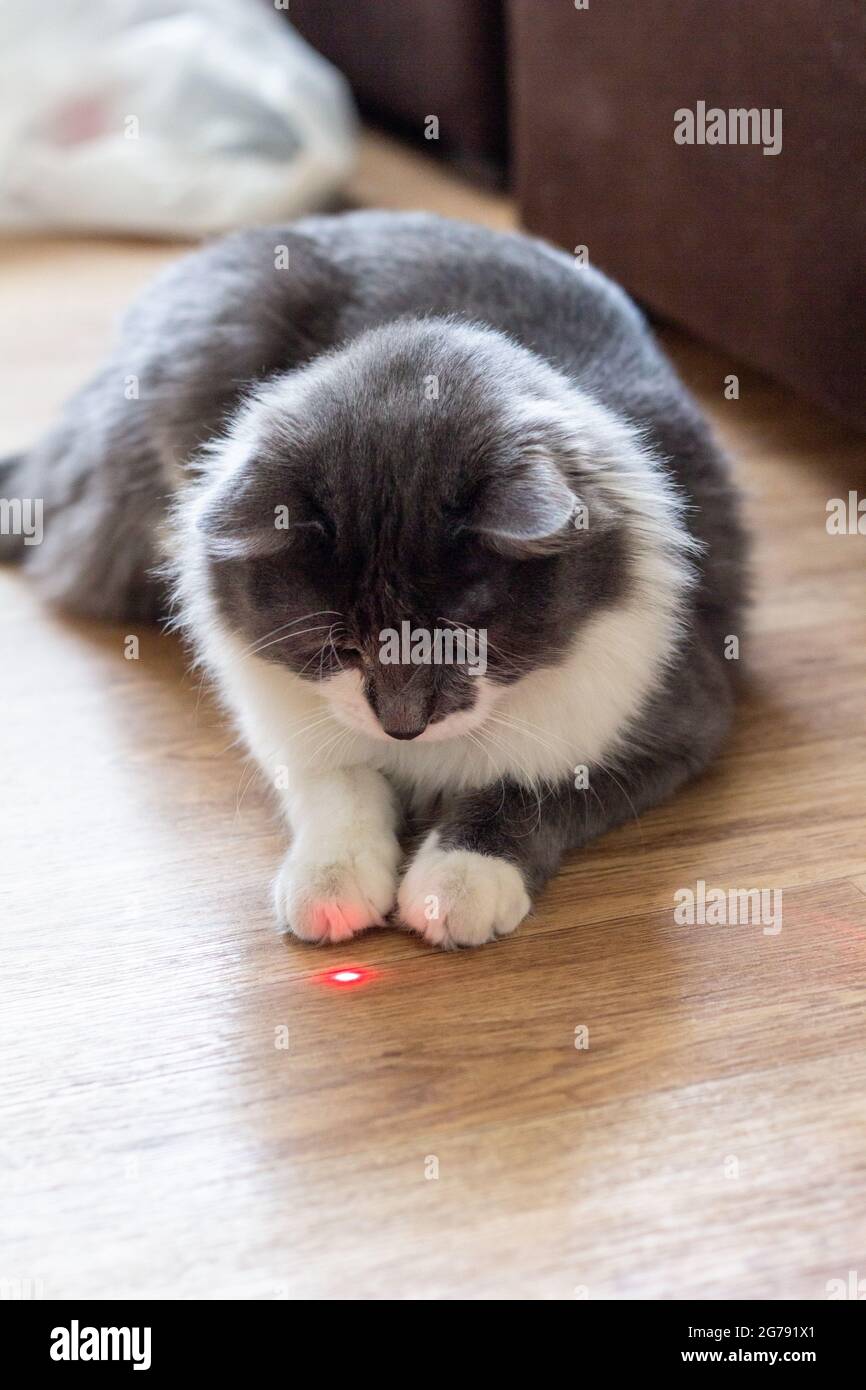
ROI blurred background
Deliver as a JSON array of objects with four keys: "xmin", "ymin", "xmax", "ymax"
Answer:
[{"xmin": 1, "ymin": 0, "xmax": 863, "ymax": 427}]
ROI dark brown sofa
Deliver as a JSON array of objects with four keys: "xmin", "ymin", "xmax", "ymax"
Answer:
[{"xmin": 287, "ymin": 0, "xmax": 865, "ymax": 428}]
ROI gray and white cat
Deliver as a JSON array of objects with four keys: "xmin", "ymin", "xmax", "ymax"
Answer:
[{"xmin": 1, "ymin": 211, "xmax": 746, "ymax": 947}]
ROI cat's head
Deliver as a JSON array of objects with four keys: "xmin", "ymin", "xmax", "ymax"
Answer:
[{"xmin": 188, "ymin": 319, "xmax": 660, "ymax": 743}]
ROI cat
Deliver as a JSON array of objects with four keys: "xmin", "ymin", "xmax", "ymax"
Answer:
[{"xmin": 1, "ymin": 210, "xmax": 746, "ymax": 947}]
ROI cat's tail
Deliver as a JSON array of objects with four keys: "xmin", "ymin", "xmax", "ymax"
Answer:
[{"xmin": 0, "ymin": 452, "xmax": 29, "ymax": 562}]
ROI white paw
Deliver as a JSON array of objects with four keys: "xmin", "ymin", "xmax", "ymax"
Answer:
[
  {"xmin": 398, "ymin": 838, "xmax": 531, "ymax": 949},
  {"xmin": 274, "ymin": 836, "xmax": 400, "ymax": 944}
]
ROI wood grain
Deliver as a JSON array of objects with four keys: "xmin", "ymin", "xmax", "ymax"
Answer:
[{"xmin": 1, "ymin": 133, "xmax": 864, "ymax": 1300}]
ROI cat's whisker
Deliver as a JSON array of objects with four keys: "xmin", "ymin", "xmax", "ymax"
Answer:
[
  {"xmin": 487, "ymin": 709, "xmax": 576, "ymax": 751},
  {"xmin": 436, "ymin": 616, "xmax": 533, "ymax": 671},
  {"xmin": 492, "ymin": 704, "xmax": 644, "ymax": 838},
  {"xmin": 201, "ymin": 616, "xmax": 345, "ymax": 708},
  {"xmin": 306, "ymin": 721, "xmax": 356, "ymax": 769},
  {"xmin": 243, "ymin": 624, "xmax": 335, "ymax": 666},
  {"xmin": 232, "ymin": 737, "xmax": 289, "ymax": 821},
  {"xmin": 333, "ymin": 728, "xmax": 360, "ymax": 767},
  {"xmin": 233, "ymin": 757, "xmax": 260, "ymax": 822},
  {"xmin": 235, "ymin": 610, "xmax": 343, "ymax": 664},
  {"xmin": 480, "ymin": 717, "xmax": 563, "ymax": 834},
  {"xmin": 481, "ymin": 715, "xmax": 581, "ymax": 827},
  {"xmin": 296, "ymin": 623, "xmax": 348, "ymax": 680},
  {"xmin": 464, "ymin": 728, "xmax": 508, "ymax": 816},
  {"xmin": 595, "ymin": 763, "xmax": 644, "ymax": 840},
  {"xmin": 468, "ymin": 720, "xmax": 547, "ymax": 829},
  {"xmin": 327, "ymin": 622, "xmax": 347, "ymax": 674},
  {"xmin": 205, "ymin": 613, "xmax": 346, "ymax": 693},
  {"xmin": 234, "ymin": 713, "xmax": 347, "ymax": 820},
  {"xmin": 483, "ymin": 713, "xmax": 570, "ymax": 779}
]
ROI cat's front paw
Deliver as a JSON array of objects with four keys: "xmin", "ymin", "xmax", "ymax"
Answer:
[
  {"xmin": 398, "ymin": 837, "xmax": 531, "ymax": 949},
  {"xmin": 274, "ymin": 837, "xmax": 400, "ymax": 944}
]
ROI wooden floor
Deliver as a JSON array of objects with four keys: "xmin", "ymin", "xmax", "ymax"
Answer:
[{"xmin": 1, "ymin": 135, "xmax": 864, "ymax": 1300}]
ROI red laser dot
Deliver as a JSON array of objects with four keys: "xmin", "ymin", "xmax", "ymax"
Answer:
[{"xmin": 316, "ymin": 965, "xmax": 376, "ymax": 989}]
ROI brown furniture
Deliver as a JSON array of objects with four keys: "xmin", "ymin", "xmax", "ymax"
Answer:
[
  {"xmin": 287, "ymin": 1, "xmax": 863, "ymax": 428},
  {"xmin": 289, "ymin": 0, "xmax": 507, "ymax": 177},
  {"xmin": 508, "ymin": 0, "xmax": 866, "ymax": 428}
]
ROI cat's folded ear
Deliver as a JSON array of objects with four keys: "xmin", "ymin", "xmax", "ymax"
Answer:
[
  {"xmin": 471, "ymin": 458, "xmax": 584, "ymax": 558},
  {"xmin": 471, "ymin": 393, "xmax": 624, "ymax": 557},
  {"xmin": 194, "ymin": 467, "xmax": 320, "ymax": 561}
]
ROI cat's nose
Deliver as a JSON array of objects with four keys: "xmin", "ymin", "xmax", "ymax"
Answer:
[{"xmin": 366, "ymin": 673, "xmax": 432, "ymax": 741}]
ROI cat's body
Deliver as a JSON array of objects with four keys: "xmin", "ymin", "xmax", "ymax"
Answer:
[{"xmin": 2, "ymin": 211, "xmax": 746, "ymax": 946}]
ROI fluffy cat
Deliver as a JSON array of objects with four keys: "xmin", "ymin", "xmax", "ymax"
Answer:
[{"xmin": 1, "ymin": 211, "xmax": 746, "ymax": 947}]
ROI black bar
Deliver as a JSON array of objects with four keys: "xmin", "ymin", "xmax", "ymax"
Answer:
[{"xmin": 2, "ymin": 1299, "xmax": 861, "ymax": 1374}]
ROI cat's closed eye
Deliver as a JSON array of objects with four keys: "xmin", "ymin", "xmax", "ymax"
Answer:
[{"xmin": 296, "ymin": 510, "xmax": 335, "ymax": 544}]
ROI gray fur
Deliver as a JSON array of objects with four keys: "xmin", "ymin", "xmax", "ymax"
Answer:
[{"xmin": 3, "ymin": 211, "xmax": 746, "ymax": 902}]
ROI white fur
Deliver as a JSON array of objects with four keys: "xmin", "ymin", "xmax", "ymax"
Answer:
[
  {"xmin": 398, "ymin": 833, "xmax": 531, "ymax": 948},
  {"xmin": 170, "ymin": 379, "xmax": 697, "ymax": 946},
  {"xmin": 273, "ymin": 767, "xmax": 401, "ymax": 942}
]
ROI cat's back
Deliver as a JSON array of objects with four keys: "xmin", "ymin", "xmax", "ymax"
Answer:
[
  {"xmin": 298, "ymin": 209, "xmax": 653, "ymax": 385},
  {"xmin": 134, "ymin": 208, "xmax": 688, "ymax": 433}
]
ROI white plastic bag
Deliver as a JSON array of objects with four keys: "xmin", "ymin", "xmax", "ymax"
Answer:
[{"xmin": 0, "ymin": 0, "xmax": 357, "ymax": 237}]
